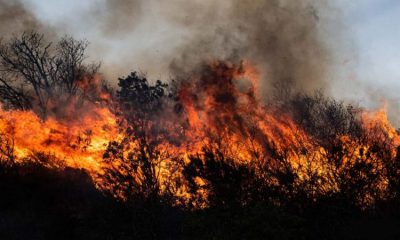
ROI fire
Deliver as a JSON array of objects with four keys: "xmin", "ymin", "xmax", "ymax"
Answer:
[
  {"xmin": 178, "ymin": 61, "xmax": 314, "ymax": 161},
  {"xmin": 0, "ymin": 105, "xmax": 120, "ymax": 175},
  {"xmin": 0, "ymin": 60, "xmax": 398, "ymax": 206}
]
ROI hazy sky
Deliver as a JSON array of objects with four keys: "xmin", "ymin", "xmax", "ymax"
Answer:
[
  {"xmin": 334, "ymin": 0, "xmax": 400, "ymax": 124},
  {"xmin": 339, "ymin": 0, "xmax": 400, "ymax": 95},
  {"xmin": 20, "ymin": 0, "xmax": 400, "ymax": 122}
]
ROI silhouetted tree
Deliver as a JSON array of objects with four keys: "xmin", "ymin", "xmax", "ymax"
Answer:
[
  {"xmin": 103, "ymin": 72, "xmax": 183, "ymax": 202},
  {"xmin": 184, "ymin": 147, "xmax": 267, "ymax": 208},
  {"xmin": 0, "ymin": 32, "xmax": 100, "ymax": 117},
  {"xmin": 386, "ymin": 146, "xmax": 400, "ymax": 202},
  {"xmin": 287, "ymin": 91, "xmax": 362, "ymax": 145},
  {"xmin": 0, "ymin": 132, "xmax": 16, "ymax": 166}
]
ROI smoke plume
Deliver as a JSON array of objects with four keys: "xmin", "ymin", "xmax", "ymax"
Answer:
[
  {"xmin": 0, "ymin": 0, "xmax": 41, "ymax": 35},
  {"xmin": 94, "ymin": 0, "xmax": 143, "ymax": 37},
  {"xmin": 167, "ymin": 0, "xmax": 331, "ymax": 98}
]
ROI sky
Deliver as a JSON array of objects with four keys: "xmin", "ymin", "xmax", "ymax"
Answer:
[
  {"xmin": 334, "ymin": 0, "xmax": 400, "ymax": 124},
  {"xmin": 20, "ymin": 0, "xmax": 400, "ymax": 123},
  {"xmin": 340, "ymin": 0, "xmax": 400, "ymax": 91}
]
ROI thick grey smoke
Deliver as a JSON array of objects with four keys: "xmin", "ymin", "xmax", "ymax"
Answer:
[
  {"xmin": 0, "ymin": 0, "xmax": 59, "ymax": 41},
  {"xmin": 0, "ymin": 0, "xmax": 41, "ymax": 35},
  {"xmin": 93, "ymin": 0, "xmax": 143, "ymax": 37},
  {"xmin": 167, "ymin": 0, "xmax": 330, "ymax": 97}
]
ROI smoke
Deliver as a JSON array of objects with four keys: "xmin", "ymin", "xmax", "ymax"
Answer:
[
  {"xmin": 93, "ymin": 0, "xmax": 143, "ymax": 37},
  {"xmin": 167, "ymin": 0, "xmax": 331, "ymax": 97},
  {"xmin": 0, "ymin": 0, "xmax": 41, "ymax": 36},
  {"xmin": 0, "ymin": 0, "xmax": 59, "ymax": 41}
]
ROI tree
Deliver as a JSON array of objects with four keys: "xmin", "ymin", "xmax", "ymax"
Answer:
[
  {"xmin": 286, "ymin": 91, "xmax": 362, "ymax": 146},
  {"xmin": 103, "ymin": 72, "xmax": 183, "ymax": 201},
  {"xmin": 183, "ymin": 148, "xmax": 258, "ymax": 208},
  {"xmin": 0, "ymin": 32, "xmax": 100, "ymax": 118}
]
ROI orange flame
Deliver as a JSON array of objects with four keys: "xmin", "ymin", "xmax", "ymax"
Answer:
[
  {"xmin": 0, "ymin": 61, "xmax": 398, "ymax": 206},
  {"xmin": 0, "ymin": 106, "xmax": 120, "ymax": 176}
]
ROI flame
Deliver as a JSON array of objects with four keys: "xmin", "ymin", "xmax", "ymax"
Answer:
[
  {"xmin": 0, "ymin": 61, "xmax": 398, "ymax": 206},
  {"xmin": 0, "ymin": 105, "xmax": 120, "ymax": 176},
  {"xmin": 178, "ymin": 61, "xmax": 313, "ymax": 160}
]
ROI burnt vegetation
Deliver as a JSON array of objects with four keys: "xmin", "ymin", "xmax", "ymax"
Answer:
[{"xmin": 1, "ymin": 32, "xmax": 400, "ymax": 240}]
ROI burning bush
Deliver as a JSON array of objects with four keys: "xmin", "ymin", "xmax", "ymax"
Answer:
[{"xmin": 0, "ymin": 33, "xmax": 399, "ymax": 215}]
